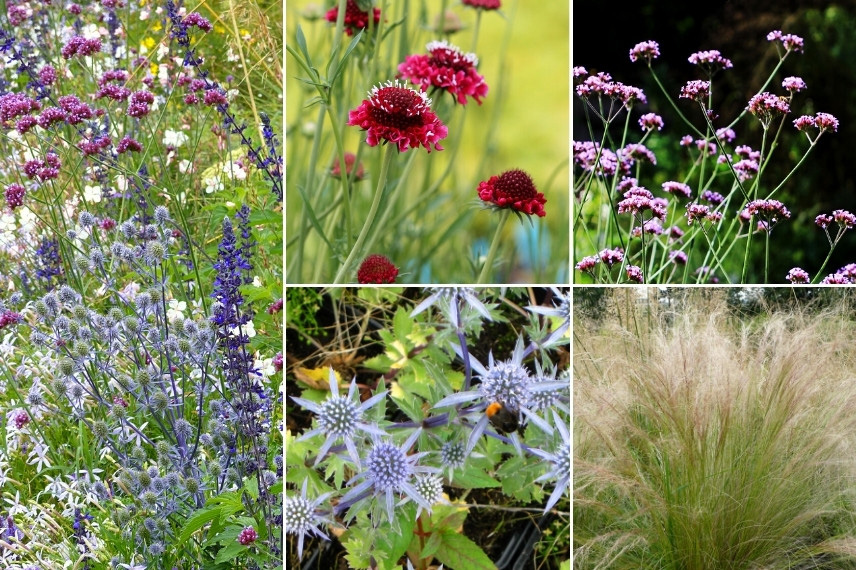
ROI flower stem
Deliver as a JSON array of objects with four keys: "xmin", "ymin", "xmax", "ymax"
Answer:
[
  {"xmin": 477, "ymin": 209, "xmax": 510, "ymax": 284},
  {"xmin": 333, "ymin": 144, "xmax": 396, "ymax": 284}
]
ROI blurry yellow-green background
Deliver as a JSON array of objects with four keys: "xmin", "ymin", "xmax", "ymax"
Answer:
[{"xmin": 286, "ymin": 0, "xmax": 569, "ymax": 283}]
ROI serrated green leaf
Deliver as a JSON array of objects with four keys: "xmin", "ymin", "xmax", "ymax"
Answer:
[
  {"xmin": 434, "ymin": 529, "xmax": 497, "ymax": 570},
  {"xmin": 450, "ymin": 466, "xmax": 502, "ymax": 490},
  {"xmin": 393, "ymin": 306, "xmax": 413, "ymax": 339},
  {"xmin": 377, "ymin": 505, "xmax": 416, "ymax": 563},
  {"xmin": 176, "ymin": 506, "xmax": 221, "ymax": 547},
  {"xmin": 213, "ymin": 540, "xmax": 245, "ymax": 564}
]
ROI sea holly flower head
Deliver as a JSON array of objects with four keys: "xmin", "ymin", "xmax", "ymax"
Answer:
[
  {"xmin": 325, "ymin": 0, "xmax": 381, "ymax": 36},
  {"xmin": 285, "ymin": 479, "xmax": 335, "ymax": 560},
  {"xmin": 398, "ymin": 40, "xmax": 489, "ymax": 105},
  {"xmin": 339, "ymin": 429, "xmax": 439, "ymax": 524},
  {"xmin": 434, "ymin": 337, "xmax": 565, "ymax": 454},
  {"xmin": 347, "ymin": 80, "xmax": 448, "ymax": 152},
  {"xmin": 410, "ymin": 287, "xmax": 493, "ymax": 328},
  {"xmin": 530, "ymin": 410, "xmax": 570, "ymax": 513},
  {"xmin": 629, "ymin": 40, "xmax": 660, "ymax": 63},
  {"xmin": 356, "ymin": 254, "xmax": 398, "ymax": 284},
  {"xmin": 477, "ymin": 169, "xmax": 547, "ymax": 217},
  {"xmin": 290, "ymin": 367, "xmax": 388, "ymax": 468}
]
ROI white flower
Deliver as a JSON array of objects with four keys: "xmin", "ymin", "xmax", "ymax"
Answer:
[
  {"xmin": 179, "ymin": 159, "xmax": 193, "ymax": 173},
  {"xmin": 156, "ymin": 43, "xmax": 169, "ymax": 61},
  {"xmin": 83, "ymin": 184, "xmax": 102, "ymax": 203},
  {"xmin": 228, "ymin": 320, "xmax": 256, "ymax": 339},
  {"xmin": 222, "ymin": 161, "xmax": 247, "ymax": 181},
  {"xmin": 252, "ymin": 275, "xmax": 262, "ymax": 287},
  {"xmin": 28, "ymin": 441, "xmax": 52, "ymax": 472},
  {"xmin": 204, "ymin": 175, "xmax": 223, "ymax": 194},
  {"xmin": 120, "ymin": 282, "xmax": 140, "ymax": 302},
  {"xmin": 163, "ymin": 128, "xmax": 189, "ymax": 148},
  {"xmin": 166, "ymin": 299, "xmax": 187, "ymax": 322}
]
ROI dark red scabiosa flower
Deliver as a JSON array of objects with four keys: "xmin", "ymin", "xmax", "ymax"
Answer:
[
  {"xmin": 478, "ymin": 169, "xmax": 546, "ymax": 217},
  {"xmin": 4, "ymin": 183, "xmax": 25, "ymax": 210},
  {"xmin": 325, "ymin": 0, "xmax": 381, "ymax": 35},
  {"xmin": 462, "ymin": 0, "xmax": 501, "ymax": 9},
  {"xmin": 237, "ymin": 526, "xmax": 258, "ymax": 545},
  {"xmin": 347, "ymin": 80, "xmax": 448, "ymax": 152},
  {"xmin": 0, "ymin": 310, "xmax": 22, "ymax": 329},
  {"xmin": 330, "ymin": 152, "xmax": 366, "ymax": 180},
  {"xmin": 267, "ymin": 298, "xmax": 283, "ymax": 314},
  {"xmin": 398, "ymin": 40, "xmax": 488, "ymax": 105},
  {"xmin": 478, "ymin": 169, "xmax": 547, "ymax": 218},
  {"xmin": 357, "ymin": 254, "xmax": 399, "ymax": 284},
  {"xmin": 99, "ymin": 217, "xmax": 116, "ymax": 231}
]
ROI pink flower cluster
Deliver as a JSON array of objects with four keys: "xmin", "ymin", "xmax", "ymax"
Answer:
[
  {"xmin": 629, "ymin": 40, "xmax": 660, "ymax": 63},
  {"xmin": 686, "ymin": 203, "xmax": 722, "ymax": 225},
  {"xmin": 742, "ymin": 199, "xmax": 791, "ymax": 228},
  {"xmin": 679, "ymin": 80, "xmax": 710, "ymax": 102},
  {"xmin": 688, "ymin": 49, "xmax": 733, "ymax": 72},
  {"xmin": 617, "ymin": 186, "xmax": 666, "ymax": 219},
  {"xmin": 62, "ymin": 35, "xmax": 102, "ymax": 59},
  {"xmin": 183, "ymin": 12, "xmax": 212, "ymax": 32},
  {"xmin": 22, "ymin": 152, "xmax": 61, "ymax": 181},
  {"xmin": 767, "ymin": 30, "xmax": 804, "ymax": 53},
  {"xmin": 0, "ymin": 93, "xmax": 40, "ymax": 123},
  {"xmin": 128, "ymin": 90, "xmax": 155, "ymax": 117},
  {"xmin": 662, "ymin": 181, "xmax": 691, "ymax": 198},
  {"xmin": 0, "ymin": 310, "xmax": 22, "ymax": 329},
  {"xmin": 638, "ymin": 113, "xmax": 664, "ymax": 131},
  {"xmin": 575, "ymin": 71, "xmax": 646, "ymax": 108},
  {"xmin": 237, "ymin": 526, "xmax": 258, "ymax": 545},
  {"xmin": 4, "ymin": 183, "xmax": 25, "ymax": 210},
  {"xmin": 747, "ymin": 91, "xmax": 790, "ymax": 121},
  {"xmin": 794, "ymin": 112, "xmax": 839, "ymax": 134}
]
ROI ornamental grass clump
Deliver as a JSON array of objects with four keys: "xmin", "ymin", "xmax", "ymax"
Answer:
[
  {"xmin": 574, "ymin": 292, "xmax": 856, "ymax": 569},
  {"xmin": 574, "ymin": 30, "xmax": 853, "ymax": 284}
]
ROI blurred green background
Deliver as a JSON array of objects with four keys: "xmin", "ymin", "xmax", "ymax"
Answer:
[{"xmin": 286, "ymin": 0, "xmax": 569, "ymax": 283}]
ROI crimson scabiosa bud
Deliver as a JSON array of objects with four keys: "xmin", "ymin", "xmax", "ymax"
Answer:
[{"xmin": 356, "ymin": 254, "xmax": 398, "ymax": 284}]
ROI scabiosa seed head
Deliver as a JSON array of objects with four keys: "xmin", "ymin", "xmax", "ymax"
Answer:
[
  {"xmin": 356, "ymin": 254, "xmax": 398, "ymax": 284},
  {"xmin": 347, "ymin": 80, "xmax": 448, "ymax": 152},
  {"xmin": 477, "ymin": 169, "xmax": 547, "ymax": 217}
]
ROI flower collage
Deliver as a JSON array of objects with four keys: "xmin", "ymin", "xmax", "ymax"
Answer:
[{"xmin": 2, "ymin": 0, "xmax": 851, "ymax": 569}]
